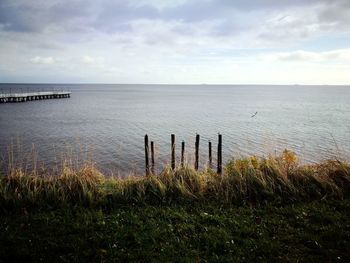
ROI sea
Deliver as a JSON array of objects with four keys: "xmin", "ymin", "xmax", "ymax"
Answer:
[{"xmin": 1, "ymin": 84, "xmax": 349, "ymax": 175}]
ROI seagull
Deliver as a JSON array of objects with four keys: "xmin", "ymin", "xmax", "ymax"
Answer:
[{"xmin": 251, "ymin": 111, "xmax": 258, "ymax": 118}]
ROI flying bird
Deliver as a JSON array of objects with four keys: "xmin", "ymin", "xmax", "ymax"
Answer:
[{"xmin": 251, "ymin": 111, "xmax": 258, "ymax": 118}]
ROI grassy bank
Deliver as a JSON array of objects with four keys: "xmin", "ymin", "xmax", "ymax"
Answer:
[
  {"xmin": 1, "ymin": 151, "xmax": 350, "ymax": 261},
  {"xmin": 1, "ymin": 150, "xmax": 350, "ymax": 209},
  {"xmin": 1, "ymin": 199, "xmax": 350, "ymax": 262}
]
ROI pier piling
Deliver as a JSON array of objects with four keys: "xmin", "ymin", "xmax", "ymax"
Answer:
[
  {"xmin": 195, "ymin": 134, "xmax": 200, "ymax": 170},
  {"xmin": 142, "ymin": 133, "xmax": 224, "ymax": 174},
  {"xmin": 181, "ymin": 141, "xmax": 185, "ymax": 167},
  {"xmin": 171, "ymin": 134, "xmax": 176, "ymax": 170},
  {"xmin": 151, "ymin": 141, "xmax": 155, "ymax": 174},
  {"xmin": 217, "ymin": 134, "xmax": 222, "ymax": 175},
  {"xmin": 144, "ymin": 135, "xmax": 150, "ymax": 175},
  {"xmin": 209, "ymin": 141, "xmax": 212, "ymax": 168}
]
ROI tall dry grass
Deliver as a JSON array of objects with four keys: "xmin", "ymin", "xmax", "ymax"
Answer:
[{"xmin": 1, "ymin": 150, "xmax": 349, "ymax": 209}]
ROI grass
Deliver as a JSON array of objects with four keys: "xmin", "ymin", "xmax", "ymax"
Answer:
[
  {"xmin": 1, "ymin": 150, "xmax": 350, "ymax": 261},
  {"xmin": 1, "ymin": 150, "xmax": 349, "ymax": 209},
  {"xmin": 1, "ymin": 200, "xmax": 349, "ymax": 262}
]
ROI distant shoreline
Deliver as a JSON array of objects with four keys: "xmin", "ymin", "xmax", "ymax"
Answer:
[{"xmin": 1, "ymin": 83, "xmax": 350, "ymax": 86}]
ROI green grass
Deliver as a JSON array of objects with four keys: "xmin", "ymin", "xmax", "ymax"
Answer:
[
  {"xmin": 1, "ymin": 150, "xmax": 350, "ymax": 262},
  {"xmin": 1, "ymin": 199, "xmax": 349, "ymax": 262}
]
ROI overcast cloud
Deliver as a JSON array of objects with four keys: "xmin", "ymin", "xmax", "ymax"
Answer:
[{"xmin": 0, "ymin": 0, "xmax": 350, "ymax": 84}]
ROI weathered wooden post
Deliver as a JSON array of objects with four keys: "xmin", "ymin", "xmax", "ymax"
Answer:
[
  {"xmin": 171, "ymin": 134, "xmax": 175, "ymax": 170},
  {"xmin": 195, "ymin": 134, "xmax": 200, "ymax": 170},
  {"xmin": 217, "ymin": 133, "xmax": 222, "ymax": 175},
  {"xmin": 181, "ymin": 141, "xmax": 185, "ymax": 167},
  {"xmin": 144, "ymin": 134, "xmax": 150, "ymax": 175},
  {"xmin": 151, "ymin": 141, "xmax": 155, "ymax": 174},
  {"xmin": 209, "ymin": 141, "xmax": 212, "ymax": 168}
]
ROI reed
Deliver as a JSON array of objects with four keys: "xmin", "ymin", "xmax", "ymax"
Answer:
[{"xmin": 1, "ymin": 150, "xmax": 349, "ymax": 209}]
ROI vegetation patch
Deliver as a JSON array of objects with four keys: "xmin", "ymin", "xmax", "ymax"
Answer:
[
  {"xmin": 1, "ymin": 151, "xmax": 349, "ymax": 261},
  {"xmin": 1, "ymin": 151, "xmax": 349, "ymax": 209},
  {"xmin": 1, "ymin": 200, "xmax": 350, "ymax": 262}
]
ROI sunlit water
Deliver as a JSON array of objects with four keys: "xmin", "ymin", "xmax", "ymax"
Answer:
[{"xmin": 1, "ymin": 84, "xmax": 349, "ymax": 175}]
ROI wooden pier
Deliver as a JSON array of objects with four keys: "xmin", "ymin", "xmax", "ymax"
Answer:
[{"xmin": 0, "ymin": 91, "xmax": 71, "ymax": 103}]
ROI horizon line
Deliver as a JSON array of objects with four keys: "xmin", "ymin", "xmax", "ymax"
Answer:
[{"xmin": 1, "ymin": 82, "xmax": 350, "ymax": 86}]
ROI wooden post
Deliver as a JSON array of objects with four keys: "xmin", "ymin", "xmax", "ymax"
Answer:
[
  {"xmin": 217, "ymin": 134, "xmax": 222, "ymax": 174},
  {"xmin": 181, "ymin": 141, "xmax": 185, "ymax": 167},
  {"xmin": 219, "ymin": 134, "xmax": 222, "ymax": 173},
  {"xmin": 171, "ymin": 134, "xmax": 175, "ymax": 170},
  {"xmin": 195, "ymin": 134, "xmax": 200, "ymax": 170},
  {"xmin": 209, "ymin": 141, "xmax": 212, "ymax": 168},
  {"xmin": 151, "ymin": 141, "xmax": 155, "ymax": 174},
  {"xmin": 144, "ymin": 134, "xmax": 150, "ymax": 175}
]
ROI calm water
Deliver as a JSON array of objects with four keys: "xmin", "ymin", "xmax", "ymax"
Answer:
[{"xmin": 1, "ymin": 84, "xmax": 350, "ymax": 175}]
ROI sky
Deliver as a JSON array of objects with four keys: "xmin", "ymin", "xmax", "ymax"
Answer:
[{"xmin": 0, "ymin": 0, "xmax": 350, "ymax": 84}]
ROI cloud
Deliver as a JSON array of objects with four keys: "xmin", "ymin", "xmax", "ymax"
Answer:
[
  {"xmin": 81, "ymin": 55, "xmax": 96, "ymax": 64},
  {"xmin": 259, "ymin": 49, "xmax": 350, "ymax": 62},
  {"xmin": 29, "ymin": 56, "xmax": 56, "ymax": 64},
  {"xmin": 0, "ymin": 0, "xmax": 348, "ymax": 36},
  {"xmin": 1, "ymin": 0, "xmax": 350, "ymax": 83},
  {"xmin": 0, "ymin": 0, "xmax": 91, "ymax": 33},
  {"xmin": 81, "ymin": 55, "xmax": 105, "ymax": 70},
  {"xmin": 317, "ymin": 0, "xmax": 350, "ymax": 29}
]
